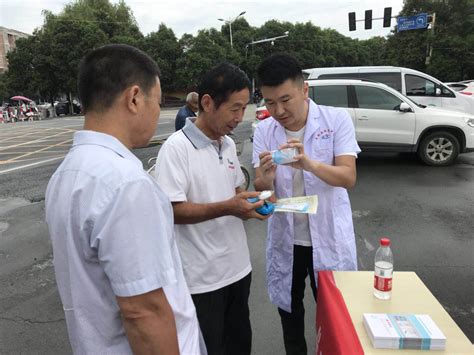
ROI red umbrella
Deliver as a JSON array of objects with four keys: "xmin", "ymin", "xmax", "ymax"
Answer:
[{"xmin": 10, "ymin": 95, "xmax": 32, "ymax": 102}]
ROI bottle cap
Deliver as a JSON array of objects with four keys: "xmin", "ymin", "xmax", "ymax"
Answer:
[
  {"xmin": 258, "ymin": 190, "xmax": 273, "ymax": 200},
  {"xmin": 380, "ymin": 238, "xmax": 391, "ymax": 246}
]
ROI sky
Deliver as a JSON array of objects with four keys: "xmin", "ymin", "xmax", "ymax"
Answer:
[{"xmin": 1, "ymin": 0, "xmax": 404, "ymax": 40}]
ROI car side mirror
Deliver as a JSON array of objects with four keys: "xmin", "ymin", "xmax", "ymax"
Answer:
[
  {"xmin": 399, "ymin": 102, "xmax": 412, "ymax": 113},
  {"xmin": 436, "ymin": 88, "xmax": 442, "ymax": 96}
]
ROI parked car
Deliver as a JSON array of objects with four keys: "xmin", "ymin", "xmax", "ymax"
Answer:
[
  {"xmin": 55, "ymin": 101, "xmax": 81, "ymax": 116},
  {"xmin": 251, "ymin": 99, "xmax": 270, "ymax": 140},
  {"xmin": 445, "ymin": 81, "xmax": 474, "ymax": 97},
  {"xmin": 302, "ymin": 66, "xmax": 474, "ymax": 115},
  {"xmin": 252, "ymin": 79, "xmax": 474, "ymax": 166}
]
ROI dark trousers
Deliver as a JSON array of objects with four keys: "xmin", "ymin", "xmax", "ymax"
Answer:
[
  {"xmin": 191, "ymin": 272, "xmax": 252, "ymax": 355},
  {"xmin": 278, "ymin": 245, "xmax": 318, "ymax": 355}
]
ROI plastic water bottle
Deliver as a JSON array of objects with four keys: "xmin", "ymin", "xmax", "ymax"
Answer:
[{"xmin": 373, "ymin": 238, "xmax": 394, "ymax": 300}]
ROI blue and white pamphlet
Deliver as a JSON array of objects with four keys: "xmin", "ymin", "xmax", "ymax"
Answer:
[{"xmin": 363, "ymin": 313, "xmax": 446, "ymax": 350}]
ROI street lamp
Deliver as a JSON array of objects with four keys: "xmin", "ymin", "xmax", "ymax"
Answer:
[
  {"xmin": 245, "ymin": 31, "xmax": 290, "ymax": 93},
  {"xmin": 218, "ymin": 11, "xmax": 246, "ymax": 48},
  {"xmin": 246, "ymin": 31, "xmax": 289, "ymax": 48},
  {"xmin": 245, "ymin": 31, "xmax": 289, "ymax": 57}
]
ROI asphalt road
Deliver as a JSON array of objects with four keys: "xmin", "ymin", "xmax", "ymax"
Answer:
[{"xmin": 0, "ymin": 109, "xmax": 472, "ymax": 353}]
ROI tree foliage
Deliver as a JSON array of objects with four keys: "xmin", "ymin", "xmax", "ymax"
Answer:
[
  {"xmin": 385, "ymin": 0, "xmax": 474, "ymax": 81},
  {"xmin": 2, "ymin": 0, "xmax": 473, "ymax": 103},
  {"xmin": 142, "ymin": 24, "xmax": 181, "ymax": 92}
]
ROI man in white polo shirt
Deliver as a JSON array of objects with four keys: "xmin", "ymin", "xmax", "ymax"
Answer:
[
  {"xmin": 45, "ymin": 44, "xmax": 205, "ymax": 354},
  {"xmin": 155, "ymin": 63, "xmax": 269, "ymax": 355}
]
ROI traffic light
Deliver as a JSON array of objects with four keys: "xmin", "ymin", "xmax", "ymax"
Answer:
[
  {"xmin": 349, "ymin": 12, "xmax": 356, "ymax": 31},
  {"xmin": 365, "ymin": 10, "xmax": 372, "ymax": 30},
  {"xmin": 383, "ymin": 7, "xmax": 392, "ymax": 27}
]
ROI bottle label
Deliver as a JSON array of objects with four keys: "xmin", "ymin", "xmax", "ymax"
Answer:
[
  {"xmin": 374, "ymin": 275, "xmax": 392, "ymax": 292},
  {"xmin": 271, "ymin": 148, "xmax": 298, "ymax": 165}
]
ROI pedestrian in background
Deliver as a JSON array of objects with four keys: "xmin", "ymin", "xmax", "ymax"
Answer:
[{"xmin": 175, "ymin": 91, "xmax": 199, "ymax": 131}]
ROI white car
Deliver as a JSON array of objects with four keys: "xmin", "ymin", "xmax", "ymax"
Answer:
[
  {"xmin": 303, "ymin": 66, "xmax": 474, "ymax": 115},
  {"xmin": 253, "ymin": 79, "xmax": 474, "ymax": 166},
  {"xmin": 251, "ymin": 99, "xmax": 270, "ymax": 141},
  {"xmin": 445, "ymin": 81, "xmax": 474, "ymax": 97}
]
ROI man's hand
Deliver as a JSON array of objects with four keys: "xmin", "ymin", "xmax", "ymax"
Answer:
[
  {"xmin": 228, "ymin": 191, "xmax": 272, "ymax": 220},
  {"xmin": 254, "ymin": 151, "xmax": 277, "ymax": 191},
  {"xmin": 279, "ymin": 139, "xmax": 320, "ymax": 172},
  {"xmin": 279, "ymin": 139, "xmax": 357, "ymax": 188}
]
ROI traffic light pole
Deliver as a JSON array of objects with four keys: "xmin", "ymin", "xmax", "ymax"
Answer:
[
  {"xmin": 425, "ymin": 13, "xmax": 436, "ymax": 65},
  {"xmin": 349, "ymin": 7, "xmax": 393, "ymax": 31}
]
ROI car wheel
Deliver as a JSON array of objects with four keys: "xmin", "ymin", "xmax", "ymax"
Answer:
[{"xmin": 418, "ymin": 131, "xmax": 460, "ymax": 166}]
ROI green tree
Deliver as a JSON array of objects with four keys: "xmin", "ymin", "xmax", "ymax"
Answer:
[
  {"xmin": 175, "ymin": 28, "xmax": 230, "ymax": 90},
  {"xmin": 385, "ymin": 0, "xmax": 474, "ymax": 81},
  {"xmin": 62, "ymin": 0, "xmax": 141, "ymax": 43},
  {"xmin": 5, "ymin": 0, "xmax": 142, "ymax": 110},
  {"xmin": 4, "ymin": 36, "xmax": 41, "ymax": 100},
  {"xmin": 0, "ymin": 73, "xmax": 11, "ymax": 103},
  {"xmin": 38, "ymin": 11, "xmax": 108, "ymax": 100},
  {"xmin": 142, "ymin": 24, "xmax": 181, "ymax": 92}
]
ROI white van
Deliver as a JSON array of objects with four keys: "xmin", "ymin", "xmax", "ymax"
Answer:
[{"xmin": 303, "ymin": 66, "xmax": 474, "ymax": 115}]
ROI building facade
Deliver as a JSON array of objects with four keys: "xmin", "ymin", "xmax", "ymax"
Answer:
[{"xmin": 0, "ymin": 27, "xmax": 30, "ymax": 74}]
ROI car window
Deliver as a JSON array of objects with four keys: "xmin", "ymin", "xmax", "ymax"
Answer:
[
  {"xmin": 406, "ymin": 74, "xmax": 437, "ymax": 96},
  {"xmin": 359, "ymin": 72, "xmax": 402, "ymax": 92},
  {"xmin": 355, "ymin": 85, "xmax": 403, "ymax": 110},
  {"xmin": 309, "ymin": 85, "xmax": 349, "ymax": 108},
  {"xmin": 440, "ymin": 85, "xmax": 456, "ymax": 98},
  {"xmin": 318, "ymin": 73, "xmax": 360, "ymax": 80},
  {"xmin": 447, "ymin": 83, "xmax": 468, "ymax": 92}
]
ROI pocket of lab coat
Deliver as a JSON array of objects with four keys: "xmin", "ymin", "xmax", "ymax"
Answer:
[{"xmin": 313, "ymin": 139, "xmax": 334, "ymax": 164}]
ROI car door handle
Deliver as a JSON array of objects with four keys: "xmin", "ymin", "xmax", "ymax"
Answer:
[{"xmin": 358, "ymin": 116, "xmax": 369, "ymax": 120}]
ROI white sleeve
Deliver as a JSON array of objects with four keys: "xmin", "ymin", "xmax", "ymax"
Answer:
[
  {"xmin": 252, "ymin": 123, "xmax": 269, "ymax": 168},
  {"xmin": 154, "ymin": 139, "xmax": 189, "ymax": 202},
  {"xmin": 95, "ymin": 178, "xmax": 177, "ymax": 297},
  {"xmin": 334, "ymin": 109, "xmax": 361, "ymax": 157}
]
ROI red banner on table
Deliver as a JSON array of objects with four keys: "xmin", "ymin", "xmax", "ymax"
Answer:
[{"xmin": 315, "ymin": 270, "xmax": 364, "ymax": 355}]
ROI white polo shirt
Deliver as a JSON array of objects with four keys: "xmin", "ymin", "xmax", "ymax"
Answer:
[
  {"xmin": 45, "ymin": 131, "xmax": 205, "ymax": 354},
  {"xmin": 155, "ymin": 118, "xmax": 251, "ymax": 294}
]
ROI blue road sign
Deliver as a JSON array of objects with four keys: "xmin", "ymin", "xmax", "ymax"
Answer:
[{"xmin": 397, "ymin": 13, "xmax": 428, "ymax": 32}]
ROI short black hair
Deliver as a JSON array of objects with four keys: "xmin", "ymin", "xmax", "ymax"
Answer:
[
  {"xmin": 78, "ymin": 44, "xmax": 161, "ymax": 114},
  {"xmin": 257, "ymin": 54, "xmax": 304, "ymax": 87},
  {"xmin": 197, "ymin": 63, "xmax": 251, "ymax": 111}
]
